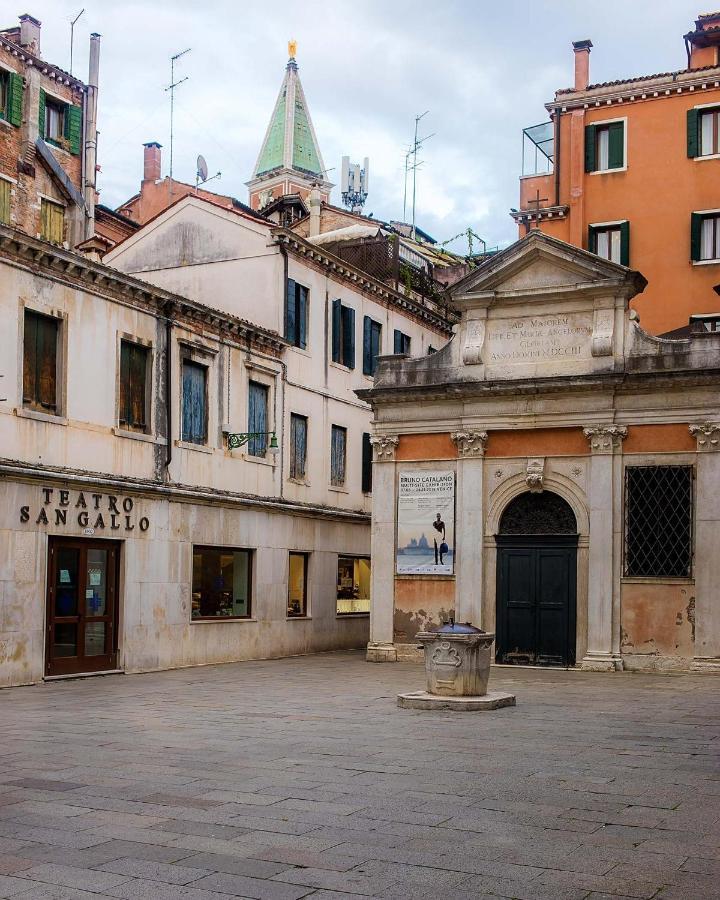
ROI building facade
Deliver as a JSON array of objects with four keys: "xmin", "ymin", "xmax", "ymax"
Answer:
[
  {"xmin": 360, "ymin": 231, "xmax": 720, "ymax": 674},
  {"xmin": 514, "ymin": 12, "xmax": 720, "ymax": 335}
]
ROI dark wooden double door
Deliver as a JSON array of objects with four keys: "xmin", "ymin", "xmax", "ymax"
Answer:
[
  {"xmin": 46, "ymin": 538, "xmax": 120, "ymax": 676},
  {"xmin": 496, "ymin": 536, "xmax": 577, "ymax": 667}
]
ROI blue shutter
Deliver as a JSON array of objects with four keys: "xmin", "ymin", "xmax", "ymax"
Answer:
[
  {"xmin": 182, "ymin": 361, "xmax": 207, "ymax": 444},
  {"xmin": 298, "ymin": 285, "xmax": 307, "ymax": 350},
  {"xmin": 285, "ymin": 279, "xmax": 296, "ymax": 345},
  {"xmin": 371, "ymin": 321, "xmax": 382, "ymax": 375},
  {"xmin": 343, "ymin": 305, "xmax": 355, "ymax": 369},
  {"xmin": 332, "ymin": 299, "xmax": 341, "ymax": 363},
  {"xmin": 248, "ymin": 381, "xmax": 268, "ymax": 456},
  {"xmin": 331, "ymin": 425, "xmax": 346, "ymax": 486},
  {"xmin": 290, "ymin": 413, "xmax": 307, "ymax": 479},
  {"xmin": 394, "ymin": 329, "xmax": 401, "ymax": 354},
  {"xmin": 363, "ymin": 316, "xmax": 372, "ymax": 375}
]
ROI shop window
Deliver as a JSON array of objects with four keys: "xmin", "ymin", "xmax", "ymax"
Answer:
[
  {"xmin": 624, "ymin": 466, "xmax": 693, "ymax": 578},
  {"xmin": 23, "ymin": 309, "xmax": 59, "ymax": 413},
  {"xmin": 285, "ymin": 278, "xmax": 308, "ymax": 349},
  {"xmin": 191, "ymin": 546, "xmax": 252, "ymax": 619},
  {"xmin": 688, "ymin": 106, "xmax": 720, "ymax": 157},
  {"xmin": 589, "ymin": 222, "xmax": 629, "ymax": 266},
  {"xmin": 393, "ymin": 329, "xmax": 411, "ymax": 355},
  {"xmin": 585, "ymin": 121, "xmax": 625, "ymax": 172},
  {"xmin": 40, "ymin": 198, "xmax": 64, "ymax": 243},
  {"xmin": 691, "ymin": 212, "xmax": 720, "ymax": 262},
  {"xmin": 290, "ymin": 412, "xmax": 307, "ymax": 480},
  {"xmin": 336, "ymin": 556, "xmax": 370, "ymax": 615},
  {"xmin": 330, "ymin": 424, "xmax": 347, "ymax": 487},
  {"xmin": 361, "ymin": 432, "xmax": 372, "ymax": 494},
  {"xmin": 248, "ymin": 380, "xmax": 269, "ymax": 457},
  {"xmin": 363, "ymin": 316, "xmax": 382, "ymax": 376},
  {"xmin": 119, "ymin": 340, "xmax": 150, "ymax": 433},
  {"xmin": 181, "ymin": 359, "xmax": 208, "ymax": 445},
  {"xmin": 288, "ymin": 552, "xmax": 309, "ymax": 617},
  {"xmin": 0, "ymin": 178, "xmax": 10, "ymax": 225},
  {"xmin": 331, "ymin": 299, "xmax": 355, "ymax": 368}
]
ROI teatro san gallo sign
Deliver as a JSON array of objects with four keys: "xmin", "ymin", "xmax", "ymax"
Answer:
[{"xmin": 19, "ymin": 486, "xmax": 149, "ymax": 534}]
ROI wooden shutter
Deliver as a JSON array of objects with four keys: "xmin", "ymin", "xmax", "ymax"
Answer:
[
  {"xmin": 119, "ymin": 341, "xmax": 131, "ymax": 426},
  {"xmin": 181, "ymin": 360, "xmax": 207, "ymax": 444},
  {"xmin": 690, "ymin": 212, "xmax": 703, "ymax": 262},
  {"xmin": 687, "ymin": 108, "xmax": 699, "ymax": 158},
  {"xmin": 298, "ymin": 285, "xmax": 307, "ymax": 350},
  {"xmin": 290, "ymin": 413, "xmax": 307, "ymax": 479},
  {"xmin": 22, "ymin": 311, "xmax": 38, "ymax": 406},
  {"xmin": 38, "ymin": 88, "xmax": 45, "ymax": 136},
  {"xmin": 342, "ymin": 305, "xmax": 355, "ymax": 369},
  {"xmin": 285, "ymin": 279, "xmax": 296, "ymax": 345},
  {"xmin": 8, "ymin": 72, "xmax": 23, "ymax": 127},
  {"xmin": 363, "ymin": 317, "xmax": 372, "ymax": 375},
  {"xmin": 128, "ymin": 344, "xmax": 148, "ymax": 430},
  {"xmin": 248, "ymin": 380, "xmax": 268, "ymax": 456},
  {"xmin": 584, "ymin": 124, "xmax": 597, "ymax": 173},
  {"xmin": 608, "ymin": 122, "xmax": 624, "ymax": 169},
  {"xmin": 65, "ymin": 104, "xmax": 82, "ymax": 154},
  {"xmin": 331, "ymin": 425, "xmax": 346, "ymax": 486},
  {"xmin": 587, "ymin": 225, "xmax": 597, "ymax": 254},
  {"xmin": 0, "ymin": 179, "xmax": 9, "ymax": 224},
  {"xmin": 370, "ymin": 321, "xmax": 381, "ymax": 375},
  {"xmin": 393, "ymin": 329, "xmax": 401, "ymax": 354},
  {"xmin": 361, "ymin": 432, "xmax": 372, "ymax": 494},
  {"xmin": 41, "ymin": 199, "xmax": 64, "ymax": 243},
  {"xmin": 619, "ymin": 221, "xmax": 630, "ymax": 267},
  {"xmin": 331, "ymin": 298, "xmax": 341, "ymax": 363},
  {"xmin": 23, "ymin": 310, "xmax": 57, "ymax": 411}
]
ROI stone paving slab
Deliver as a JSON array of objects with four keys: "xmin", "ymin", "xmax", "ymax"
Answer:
[{"xmin": 0, "ymin": 651, "xmax": 718, "ymax": 899}]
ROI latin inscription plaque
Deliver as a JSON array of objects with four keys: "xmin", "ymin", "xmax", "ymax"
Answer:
[{"xmin": 486, "ymin": 313, "xmax": 594, "ymax": 369}]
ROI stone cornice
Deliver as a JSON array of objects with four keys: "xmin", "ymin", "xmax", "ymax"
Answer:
[
  {"xmin": 0, "ymin": 225, "xmax": 287, "ymax": 356},
  {"xmin": 0, "ymin": 35, "xmax": 86, "ymax": 91}
]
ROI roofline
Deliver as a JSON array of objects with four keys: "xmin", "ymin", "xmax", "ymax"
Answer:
[{"xmin": 0, "ymin": 31, "xmax": 87, "ymax": 91}]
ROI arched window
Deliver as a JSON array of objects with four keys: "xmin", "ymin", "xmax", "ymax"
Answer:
[{"xmin": 498, "ymin": 491, "xmax": 577, "ymax": 535}]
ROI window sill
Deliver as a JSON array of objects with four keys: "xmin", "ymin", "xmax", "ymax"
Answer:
[
  {"xmin": 113, "ymin": 427, "xmax": 158, "ymax": 444},
  {"xmin": 590, "ymin": 166, "xmax": 627, "ymax": 175},
  {"xmin": 329, "ymin": 361, "xmax": 355, "ymax": 374},
  {"xmin": 45, "ymin": 140, "xmax": 74, "ymax": 158},
  {"xmin": 288, "ymin": 345, "xmax": 312, "ymax": 358},
  {"xmin": 328, "ymin": 485, "xmax": 349, "ymax": 494},
  {"xmin": 176, "ymin": 439, "xmax": 213, "ymax": 454},
  {"xmin": 336, "ymin": 612, "xmax": 370, "ymax": 618},
  {"xmin": 621, "ymin": 577, "xmax": 694, "ymax": 585},
  {"xmin": 287, "ymin": 615, "xmax": 311, "ymax": 621},
  {"xmin": 191, "ymin": 616, "xmax": 257, "ymax": 624},
  {"xmin": 0, "ymin": 118, "xmax": 13, "ymax": 131},
  {"xmin": 694, "ymin": 153, "xmax": 720, "ymax": 161},
  {"xmin": 692, "ymin": 258, "xmax": 720, "ymax": 266},
  {"xmin": 15, "ymin": 407, "xmax": 67, "ymax": 426},
  {"xmin": 241, "ymin": 453, "xmax": 277, "ymax": 467},
  {"xmin": 287, "ymin": 477, "xmax": 310, "ymax": 486}
]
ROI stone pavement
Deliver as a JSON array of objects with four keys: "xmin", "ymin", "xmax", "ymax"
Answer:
[{"xmin": 0, "ymin": 652, "xmax": 718, "ymax": 900}]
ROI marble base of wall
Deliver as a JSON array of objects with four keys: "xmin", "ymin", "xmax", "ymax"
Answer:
[
  {"xmin": 365, "ymin": 642, "xmax": 398, "ymax": 662},
  {"xmin": 580, "ymin": 653, "xmax": 624, "ymax": 672},
  {"xmin": 691, "ymin": 657, "xmax": 720, "ymax": 673}
]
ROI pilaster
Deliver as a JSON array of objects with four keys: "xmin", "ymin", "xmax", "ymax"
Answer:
[{"xmin": 451, "ymin": 431, "xmax": 487, "ymax": 626}]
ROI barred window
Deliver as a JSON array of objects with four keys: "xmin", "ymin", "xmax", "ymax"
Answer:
[{"xmin": 624, "ymin": 466, "xmax": 693, "ymax": 578}]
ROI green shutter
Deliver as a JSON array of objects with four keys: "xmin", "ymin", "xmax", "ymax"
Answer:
[
  {"xmin": 690, "ymin": 212, "xmax": 703, "ymax": 262},
  {"xmin": 0, "ymin": 179, "xmax": 10, "ymax": 224},
  {"xmin": 584, "ymin": 124, "xmax": 597, "ymax": 173},
  {"xmin": 7, "ymin": 73, "xmax": 23, "ymax": 127},
  {"xmin": 687, "ymin": 108, "xmax": 699, "ymax": 158},
  {"xmin": 65, "ymin": 103, "xmax": 82, "ymax": 155},
  {"xmin": 38, "ymin": 88, "xmax": 45, "ymax": 136},
  {"xmin": 620, "ymin": 221, "xmax": 630, "ymax": 267},
  {"xmin": 608, "ymin": 122, "xmax": 624, "ymax": 169},
  {"xmin": 587, "ymin": 225, "xmax": 596, "ymax": 254},
  {"xmin": 331, "ymin": 298, "xmax": 341, "ymax": 363},
  {"xmin": 343, "ymin": 305, "xmax": 355, "ymax": 370}
]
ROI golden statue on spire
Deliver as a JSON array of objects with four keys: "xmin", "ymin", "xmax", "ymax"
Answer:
[{"xmin": 288, "ymin": 39, "xmax": 297, "ymax": 59}]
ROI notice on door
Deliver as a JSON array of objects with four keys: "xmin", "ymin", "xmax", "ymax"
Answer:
[{"xmin": 396, "ymin": 471, "xmax": 455, "ymax": 575}]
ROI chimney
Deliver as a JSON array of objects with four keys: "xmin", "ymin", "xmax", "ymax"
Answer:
[
  {"xmin": 19, "ymin": 13, "xmax": 41, "ymax": 55},
  {"xmin": 83, "ymin": 33, "xmax": 100, "ymax": 239},
  {"xmin": 143, "ymin": 142, "xmax": 162, "ymax": 183},
  {"xmin": 572, "ymin": 39, "xmax": 593, "ymax": 91},
  {"xmin": 308, "ymin": 184, "xmax": 321, "ymax": 237}
]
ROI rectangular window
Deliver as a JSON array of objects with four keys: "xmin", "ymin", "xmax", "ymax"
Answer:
[
  {"xmin": 331, "ymin": 299, "xmax": 355, "ymax": 368},
  {"xmin": 330, "ymin": 424, "xmax": 347, "ymax": 487},
  {"xmin": 44, "ymin": 96, "xmax": 65, "ymax": 144},
  {"xmin": 589, "ymin": 222, "xmax": 629, "ymax": 266},
  {"xmin": 288, "ymin": 552, "xmax": 309, "ymax": 617},
  {"xmin": 23, "ymin": 309, "xmax": 59, "ymax": 413},
  {"xmin": 191, "ymin": 546, "xmax": 252, "ymax": 619},
  {"xmin": 0, "ymin": 178, "xmax": 10, "ymax": 225},
  {"xmin": 40, "ymin": 198, "xmax": 64, "ymax": 243},
  {"xmin": 285, "ymin": 279, "xmax": 308, "ymax": 349},
  {"xmin": 119, "ymin": 341, "xmax": 149, "ymax": 432},
  {"xmin": 361, "ymin": 432, "xmax": 372, "ymax": 494},
  {"xmin": 181, "ymin": 359, "xmax": 207, "ymax": 444},
  {"xmin": 289, "ymin": 412, "xmax": 307, "ymax": 480},
  {"xmin": 624, "ymin": 466, "xmax": 693, "ymax": 578},
  {"xmin": 692, "ymin": 213, "xmax": 720, "ymax": 262},
  {"xmin": 697, "ymin": 107, "xmax": 720, "ymax": 157},
  {"xmin": 248, "ymin": 380, "xmax": 269, "ymax": 457},
  {"xmin": 393, "ymin": 329, "xmax": 411, "ymax": 355},
  {"xmin": 585, "ymin": 121, "xmax": 624, "ymax": 172},
  {"xmin": 336, "ymin": 556, "xmax": 371, "ymax": 615},
  {"xmin": 0, "ymin": 72, "xmax": 7, "ymax": 119},
  {"xmin": 362, "ymin": 316, "xmax": 382, "ymax": 376}
]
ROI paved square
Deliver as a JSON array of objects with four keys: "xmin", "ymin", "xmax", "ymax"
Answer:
[{"xmin": 0, "ymin": 652, "xmax": 718, "ymax": 899}]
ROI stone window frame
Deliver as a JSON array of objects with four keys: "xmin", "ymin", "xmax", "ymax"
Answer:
[
  {"xmin": 16, "ymin": 298, "xmax": 68, "ymax": 426},
  {"xmin": 114, "ymin": 331, "xmax": 155, "ymax": 442},
  {"xmin": 240, "ymin": 360, "xmax": 279, "ymax": 467},
  {"xmin": 176, "ymin": 338, "xmax": 218, "ymax": 454}
]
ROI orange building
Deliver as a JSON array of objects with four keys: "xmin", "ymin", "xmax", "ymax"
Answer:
[{"xmin": 513, "ymin": 12, "xmax": 720, "ymax": 336}]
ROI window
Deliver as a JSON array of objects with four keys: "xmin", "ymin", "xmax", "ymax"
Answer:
[
  {"xmin": 23, "ymin": 309, "xmax": 59, "ymax": 413},
  {"xmin": 119, "ymin": 340, "xmax": 150, "ymax": 433},
  {"xmin": 589, "ymin": 222, "xmax": 629, "ymax": 266},
  {"xmin": 331, "ymin": 299, "xmax": 355, "ymax": 368},
  {"xmin": 336, "ymin": 556, "xmax": 370, "ymax": 615},
  {"xmin": 624, "ymin": 466, "xmax": 692, "ymax": 578},
  {"xmin": 289, "ymin": 413, "xmax": 307, "ymax": 480},
  {"xmin": 330, "ymin": 424, "xmax": 347, "ymax": 487},
  {"xmin": 285, "ymin": 279, "xmax": 308, "ymax": 349},
  {"xmin": 361, "ymin": 432, "xmax": 372, "ymax": 494},
  {"xmin": 691, "ymin": 212, "xmax": 720, "ymax": 262},
  {"xmin": 39, "ymin": 90, "xmax": 81, "ymax": 153},
  {"xmin": 688, "ymin": 106, "xmax": 720, "ymax": 158},
  {"xmin": 191, "ymin": 546, "xmax": 252, "ymax": 619},
  {"xmin": 585, "ymin": 121, "xmax": 624, "ymax": 172},
  {"xmin": 248, "ymin": 381, "xmax": 269, "ymax": 457},
  {"xmin": 288, "ymin": 552, "xmax": 309, "ymax": 617},
  {"xmin": 181, "ymin": 359, "xmax": 208, "ymax": 445},
  {"xmin": 40, "ymin": 198, "xmax": 64, "ymax": 243},
  {"xmin": 0, "ymin": 178, "xmax": 10, "ymax": 225},
  {"xmin": 362, "ymin": 316, "xmax": 382, "ymax": 376},
  {"xmin": 44, "ymin": 95, "xmax": 65, "ymax": 144},
  {"xmin": 393, "ymin": 329, "xmax": 411, "ymax": 355},
  {"xmin": 0, "ymin": 70, "xmax": 22, "ymax": 126},
  {"xmin": 0, "ymin": 72, "xmax": 6, "ymax": 118}
]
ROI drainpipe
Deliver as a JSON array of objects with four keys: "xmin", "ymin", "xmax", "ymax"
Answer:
[
  {"xmin": 553, "ymin": 105, "xmax": 561, "ymax": 208},
  {"xmin": 84, "ymin": 32, "xmax": 100, "ymax": 240},
  {"xmin": 165, "ymin": 303, "xmax": 173, "ymax": 471}
]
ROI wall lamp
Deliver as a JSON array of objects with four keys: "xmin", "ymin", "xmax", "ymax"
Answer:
[{"xmin": 226, "ymin": 431, "xmax": 279, "ymax": 454}]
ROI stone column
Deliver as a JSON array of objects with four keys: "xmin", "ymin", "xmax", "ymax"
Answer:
[
  {"xmin": 690, "ymin": 423, "xmax": 720, "ymax": 672},
  {"xmin": 451, "ymin": 430, "xmax": 487, "ymax": 628},
  {"xmin": 581, "ymin": 425, "xmax": 627, "ymax": 671},
  {"xmin": 366, "ymin": 435, "xmax": 399, "ymax": 662}
]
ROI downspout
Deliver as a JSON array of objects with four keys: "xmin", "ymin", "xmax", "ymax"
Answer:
[
  {"xmin": 84, "ymin": 33, "xmax": 100, "ymax": 240},
  {"xmin": 553, "ymin": 105, "xmax": 561, "ymax": 208},
  {"xmin": 277, "ymin": 242, "xmax": 289, "ymax": 498},
  {"xmin": 165, "ymin": 302, "xmax": 173, "ymax": 472}
]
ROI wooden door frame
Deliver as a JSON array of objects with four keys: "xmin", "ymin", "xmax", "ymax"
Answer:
[{"xmin": 45, "ymin": 537, "xmax": 121, "ymax": 677}]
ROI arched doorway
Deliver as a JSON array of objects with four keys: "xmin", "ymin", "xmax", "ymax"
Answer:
[{"xmin": 495, "ymin": 491, "xmax": 578, "ymax": 667}]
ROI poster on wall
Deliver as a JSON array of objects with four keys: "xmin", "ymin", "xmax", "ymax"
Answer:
[{"xmin": 396, "ymin": 470, "xmax": 455, "ymax": 575}]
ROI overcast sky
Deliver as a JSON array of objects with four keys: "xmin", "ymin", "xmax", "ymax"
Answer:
[{"xmin": 21, "ymin": 1, "xmax": 703, "ymax": 253}]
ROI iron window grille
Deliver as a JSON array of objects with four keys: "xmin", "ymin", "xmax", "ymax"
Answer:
[{"xmin": 624, "ymin": 466, "xmax": 693, "ymax": 578}]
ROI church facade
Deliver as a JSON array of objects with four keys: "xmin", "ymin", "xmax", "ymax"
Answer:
[{"xmin": 359, "ymin": 231, "xmax": 720, "ymax": 673}]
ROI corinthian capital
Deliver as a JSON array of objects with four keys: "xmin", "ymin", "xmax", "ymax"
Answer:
[
  {"xmin": 451, "ymin": 430, "xmax": 488, "ymax": 458},
  {"xmin": 369, "ymin": 434, "xmax": 399, "ymax": 461},
  {"xmin": 689, "ymin": 422, "xmax": 720, "ymax": 451},
  {"xmin": 583, "ymin": 424, "xmax": 628, "ymax": 453}
]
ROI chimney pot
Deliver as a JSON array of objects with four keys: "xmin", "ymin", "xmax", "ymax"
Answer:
[
  {"xmin": 19, "ymin": 13, "xmax": 41, "ymax": 55},
  {"xmin": 572, "ymin": 39, "xmax": 593, "ymax": 91},
  {"xmin": 143, "ymin": 142, "xmax": 162, "ymax": 183}
]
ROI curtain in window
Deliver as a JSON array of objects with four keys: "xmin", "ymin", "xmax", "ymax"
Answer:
[
  {"xmin": 331, "ymin": 425, "xmax": 346, "ymax": 486},
  {"xmin": 290, "ymin": 413, "xmax": 307, "ymax": 479},
  {"xmin": 182, "ymin": 360, "xmax": 207, "ymax": 444},
  {"xmin": 248, "ymin": 381, "xmax": 268, "ymax": 456}
]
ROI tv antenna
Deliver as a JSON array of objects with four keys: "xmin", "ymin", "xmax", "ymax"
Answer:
[
  {"xmin": 405, "ymin": 111, "xmax": 434, "ymax": 241},
  {"xmin": 340, "ymin": 156, "xmax": 369, "ymax": 214},
  {"xmin": 165, "ymin": 47, "xmax": 191, "ymax": 190},
  {"xmin": 195, "ymin": 154, "xmax": 221, "ymax": 188},
  {"xmin": 69, "ymin": 8, "xmax": 84, "ymax": 76}
]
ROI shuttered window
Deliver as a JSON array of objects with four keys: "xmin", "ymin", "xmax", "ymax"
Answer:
[
  {"xmin": 64, "ymin": 103, "xmax": 82, "ymax": 155},
  {"xmin": 285, "ymin": 279, "xmax": 308, "ymax": 349},
  {"xmin": 361, "ymin": 432, "xmax": 372, "ymax": 494},
  {"xmin": 23, "ymin": 309, "xmax": 58, "ymax": 413},
  {"xmin": 585, "ymin": 121, "xmax": 624, "ymax": 172},
  {"xmin": 7, "ymin": 72, "xmax": 23, "ymax": 127},
  {"xmin": 0, "ymin": 178, "xmax": 10, "ymax": 225},
  {"xmin": 290, "ymin": 413, "xmax": 308, "ymax": 480},
  {"xmin": 40, "ymin": 198, "xmax": 64, "ymax": 243},
  {"xmin": 44, "ymin": 95, "xmax": 65, "ymax": 144},
  {"xmin": 688, "ymin": 107, "xmax": 720, "ymax": 158},
  {"xmin": 589, "ymin": 222, "xmax": 630, "ymax": 266},
  {"xmin": 331, "ymin": 299, "xmax": 355, "ymax": 368},
  {"xmin": 248, "ymin": 380, "xmax": 269, "ymax": 457},
  {"xmin": 691, "ymin": 212, "xmax": 720, "ymax": 262},
  {"xmin": 393, "ymin": 329, "xmax": 411, "ymax": 355},
  {"xmin": 330, "ymin": 425, "xmax": 347, "ymax": 487},
  {"xmin": 181, "ymin": 359, "xmax": 207, "ymax": 445},
  {"xmin": 362, "ymin": 316, "xmax": 382, "ymax": 376},
  {"xmin": 119, "ymin": 341, "xmax": 149, "ymax": 432},
  {"xmin": 0, "ymin": 72, "xmax": 7, "ymax": 120}
]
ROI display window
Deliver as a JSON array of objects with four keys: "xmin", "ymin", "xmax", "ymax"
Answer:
[
  {"xmin": 191, "ymin": 546, "xmax": 252, "ymax": 620},
  {"xmin": 336, "ymin": 555, "xmax": 370, "ymax": 614},
  {"xmin": 288, "ymin": 552, "xmax": 309, "ymax": 617}
]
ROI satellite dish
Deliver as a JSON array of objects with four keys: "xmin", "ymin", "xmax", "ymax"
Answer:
[{"xmin": 196, "ymin": 154, "xmax": 208, "ymax": 183}]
